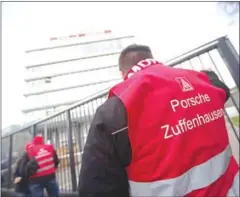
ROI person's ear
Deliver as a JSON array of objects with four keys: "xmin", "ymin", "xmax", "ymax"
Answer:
[{"xmin": 120, "ymin": 71, "xmax": 125, "ymax": 80}]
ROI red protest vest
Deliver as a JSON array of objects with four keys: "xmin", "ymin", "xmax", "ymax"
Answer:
[
  {"xmin": 27, "ymin": 144, "xmax": 56, "ymax": 178},
  {"xmin": 109, "ymin": 59, "xmax": 239, "ymax": 197}
]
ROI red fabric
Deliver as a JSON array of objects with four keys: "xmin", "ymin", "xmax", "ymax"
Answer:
[
  {"xmin": 33, "ymin": 135, "xmax": 44, "ymax": 145},
  {"xmin": 185, "ymin": 157, "xmax": 239, "ymax": 197},
  {"xmin": 109, "ymin": 59, "xmax": 238, "ymax": 196},
  {"xmin": 25, "ymin": 143, "xmax": 33, "ymax": 151},
  {"xmin": 28, "ymin": 144, "xmax": 55, "ymax": 178}
]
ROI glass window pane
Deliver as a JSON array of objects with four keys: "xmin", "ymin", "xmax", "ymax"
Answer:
[{"xmin": 26, "ymin": 37, "xmax": 133, "ymax": 66}]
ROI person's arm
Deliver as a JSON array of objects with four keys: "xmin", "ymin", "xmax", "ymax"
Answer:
[
  {"xmin": 18, "ymin": 152, "xmax": 29, "ymax": 178},
  {"xmin": 201, "ymin": 70, "xmax": 230, "ymax": 102},
  {"xmin": 53, "ymin": 150, "xmax": 60, "ymax": 168},
  {"xmin": 1, "ymin": 175, "xmax": 4, "ymax": 185},
  {"xmin": 13, "ymin": 159, "xmax": 21, "ymax": 178},
  {"xmin": 78, "ymin": 97, "xmax": 131, "ymax": 197}
]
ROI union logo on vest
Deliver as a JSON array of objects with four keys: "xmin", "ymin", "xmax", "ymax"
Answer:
[
  {"xmin": 175, "ymin": 77, "xmax": 194, "ymax": 92},
  {"xmin": 36, "ymin": 148, "xmax": 51, "ymax": 159}
]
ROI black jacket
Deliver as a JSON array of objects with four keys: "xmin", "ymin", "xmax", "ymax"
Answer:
[
  {"xmin": 14, "ymin": 157, "xmax": 29, "ymax": 195},
  {"xmin": 19, "ymin": 148, "xmax": 60, "ymax": 184},
  {"xmin": 78, "ymin": 71, "xmax": 230, "ymax": 197}
]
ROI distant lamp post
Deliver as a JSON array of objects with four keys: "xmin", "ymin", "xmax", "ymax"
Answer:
[{"xmin": 44, "ymin": 77, "xmax": 52, "ymax": 142}]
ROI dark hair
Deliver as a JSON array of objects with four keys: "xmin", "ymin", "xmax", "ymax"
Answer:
[
  {"xmin": 120, "ymin": 44, "xmax": 152, "ymax": 59},
  {"xmin": 119, "ymin": 44, "xmax": 153, "ymax": 73}
]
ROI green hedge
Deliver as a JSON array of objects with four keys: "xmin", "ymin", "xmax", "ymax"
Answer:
[{"xmin": 231, "ymin": 116, "xmax": 239, "ymax": 127}]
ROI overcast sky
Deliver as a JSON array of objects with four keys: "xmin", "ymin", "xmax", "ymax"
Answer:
[{"xmin": 2, "ymin": 2, "xmax": 239, "ymax": 129}]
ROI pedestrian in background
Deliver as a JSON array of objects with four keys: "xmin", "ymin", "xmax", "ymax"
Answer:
[{"xmin": 19, "ymin": 135, "xmax": 60, "ymax": 197}]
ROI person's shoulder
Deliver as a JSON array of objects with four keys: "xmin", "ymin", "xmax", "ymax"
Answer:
[
  {"xmin": 95, "ymin": 96, "xmax": 127, "ymax": 131},
  {"xmin": 101, "ymin": 96, "xmax": 122, "ymax": 107},
  {"xmin": 21, "ymin": 151, "xmax": 28, "ymax": 158},
  {"xmin": 98, "ymin": 96, "xmax": 126, "ymax": 116},
  {"xmin": 44, "ymin": 143, "xmax": 54, "ymax": 150}
]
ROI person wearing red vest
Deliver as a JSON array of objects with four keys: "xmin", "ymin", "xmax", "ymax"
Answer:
[
  {"xmin": 78, "ymin": 44, "xmax": 239, "ymax": 197},
  {"xmin": 19, "ymin": 135, "xmax": 60, "ymax": 197}
]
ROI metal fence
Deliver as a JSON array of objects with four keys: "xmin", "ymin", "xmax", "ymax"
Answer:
[{"xmin": 1, "ymin": 36, "xmax": 239, "ymax": 192}]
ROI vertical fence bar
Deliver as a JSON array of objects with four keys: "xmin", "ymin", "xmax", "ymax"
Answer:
[
  {"xmin": 217, "ymin": 37, "xmax": 239, "ymax": 88},
  {"xmin": 78, "ymin": 107, "xmax": 84, "ymax": 153},
  {"xmin": 31, "ymin": 124, "xmax": 36, "ymax": 137},
  {"xmin": 207, "ymin": 52, "xmax": 239, "ymax": 112},
  {"xmin": 76, "ymin": 122, "xmax": 83, "ymax": 153},
  {"xmin": 66, "ymin": 110, "xmax": 77, "ymax": 191},
  {"xmin": 7, "ymin": 135, "xmax": 13, "ymax": 188}
]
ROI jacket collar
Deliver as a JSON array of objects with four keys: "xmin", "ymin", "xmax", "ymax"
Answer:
[{"xmin": 124, "ymin": 59, "xmax": 162, "ymax": 80}]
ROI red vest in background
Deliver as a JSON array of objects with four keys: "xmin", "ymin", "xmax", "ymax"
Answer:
[
  {"xmin": 109, "ymin": 59, "xmax": 239, "ymax": 197},
  {"xmin": 27, "ymin": 144, "xmax": 56, "ymax": 178}
]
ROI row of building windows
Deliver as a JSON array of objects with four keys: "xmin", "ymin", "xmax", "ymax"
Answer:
[
  {"xmin": 25, "ymin": 37, "xmax": 134, "ymax": 67},
  {"xmin": 23, "ymin": 48, "xmax": 237, "ymax": 111},
  {"xmin": 22, "ymin": 80, "xmax": 119, "ymax": 113},
  {"xmin": 22, "ymin": 36, "xmax": 134, "ymax": 122},
  {"xmin": 25, "ymin": 53, "xmax": 120, "ymax": 79},
  {"xmin": 25, "ymin": 66, "xmax": 121, "ymax": 94},
  {"xmin": 23, "ymin": 48, "xmax": 237, "ymax": 112}
]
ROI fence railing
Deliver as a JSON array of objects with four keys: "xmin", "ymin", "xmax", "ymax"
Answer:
[{"xmin": 1, "ymin": 36, "xmax": 239, "ymax": 192}]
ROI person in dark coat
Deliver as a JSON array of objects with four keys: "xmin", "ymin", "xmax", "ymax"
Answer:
[
  {"xmin": 14, "ymin": 143, "xmax": 33, "ymax": 197},
  {"xmin": 1, "ymin": 174, "xmax": 5, "ymax": 187},
  {"xmin": 78, "ymin": 45, "xmax": 231, "ymax": 197},
  {"xmin": 19, "ymin": 136, "xmax": 60, "ymax": 197}
]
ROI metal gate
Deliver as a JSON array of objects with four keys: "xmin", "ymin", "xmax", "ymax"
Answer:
[{"xmin": 1, "ymin": 36, "xmax": 239, "ymax": 192}]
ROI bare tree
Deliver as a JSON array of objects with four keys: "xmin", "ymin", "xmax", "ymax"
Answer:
[{"xmin": 217, "ymin": 2, "xmax": 239, "ymax": 17}]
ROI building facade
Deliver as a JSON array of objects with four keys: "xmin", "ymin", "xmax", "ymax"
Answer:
[{"xmin": 23, "ymin": 30, "xmax": 135, "ymax": 122}]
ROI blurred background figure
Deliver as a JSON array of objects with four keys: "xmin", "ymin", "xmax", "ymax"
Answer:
[{"xmin": 19, "ymin": 136, "xmax": 60, "ymax": 197}]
